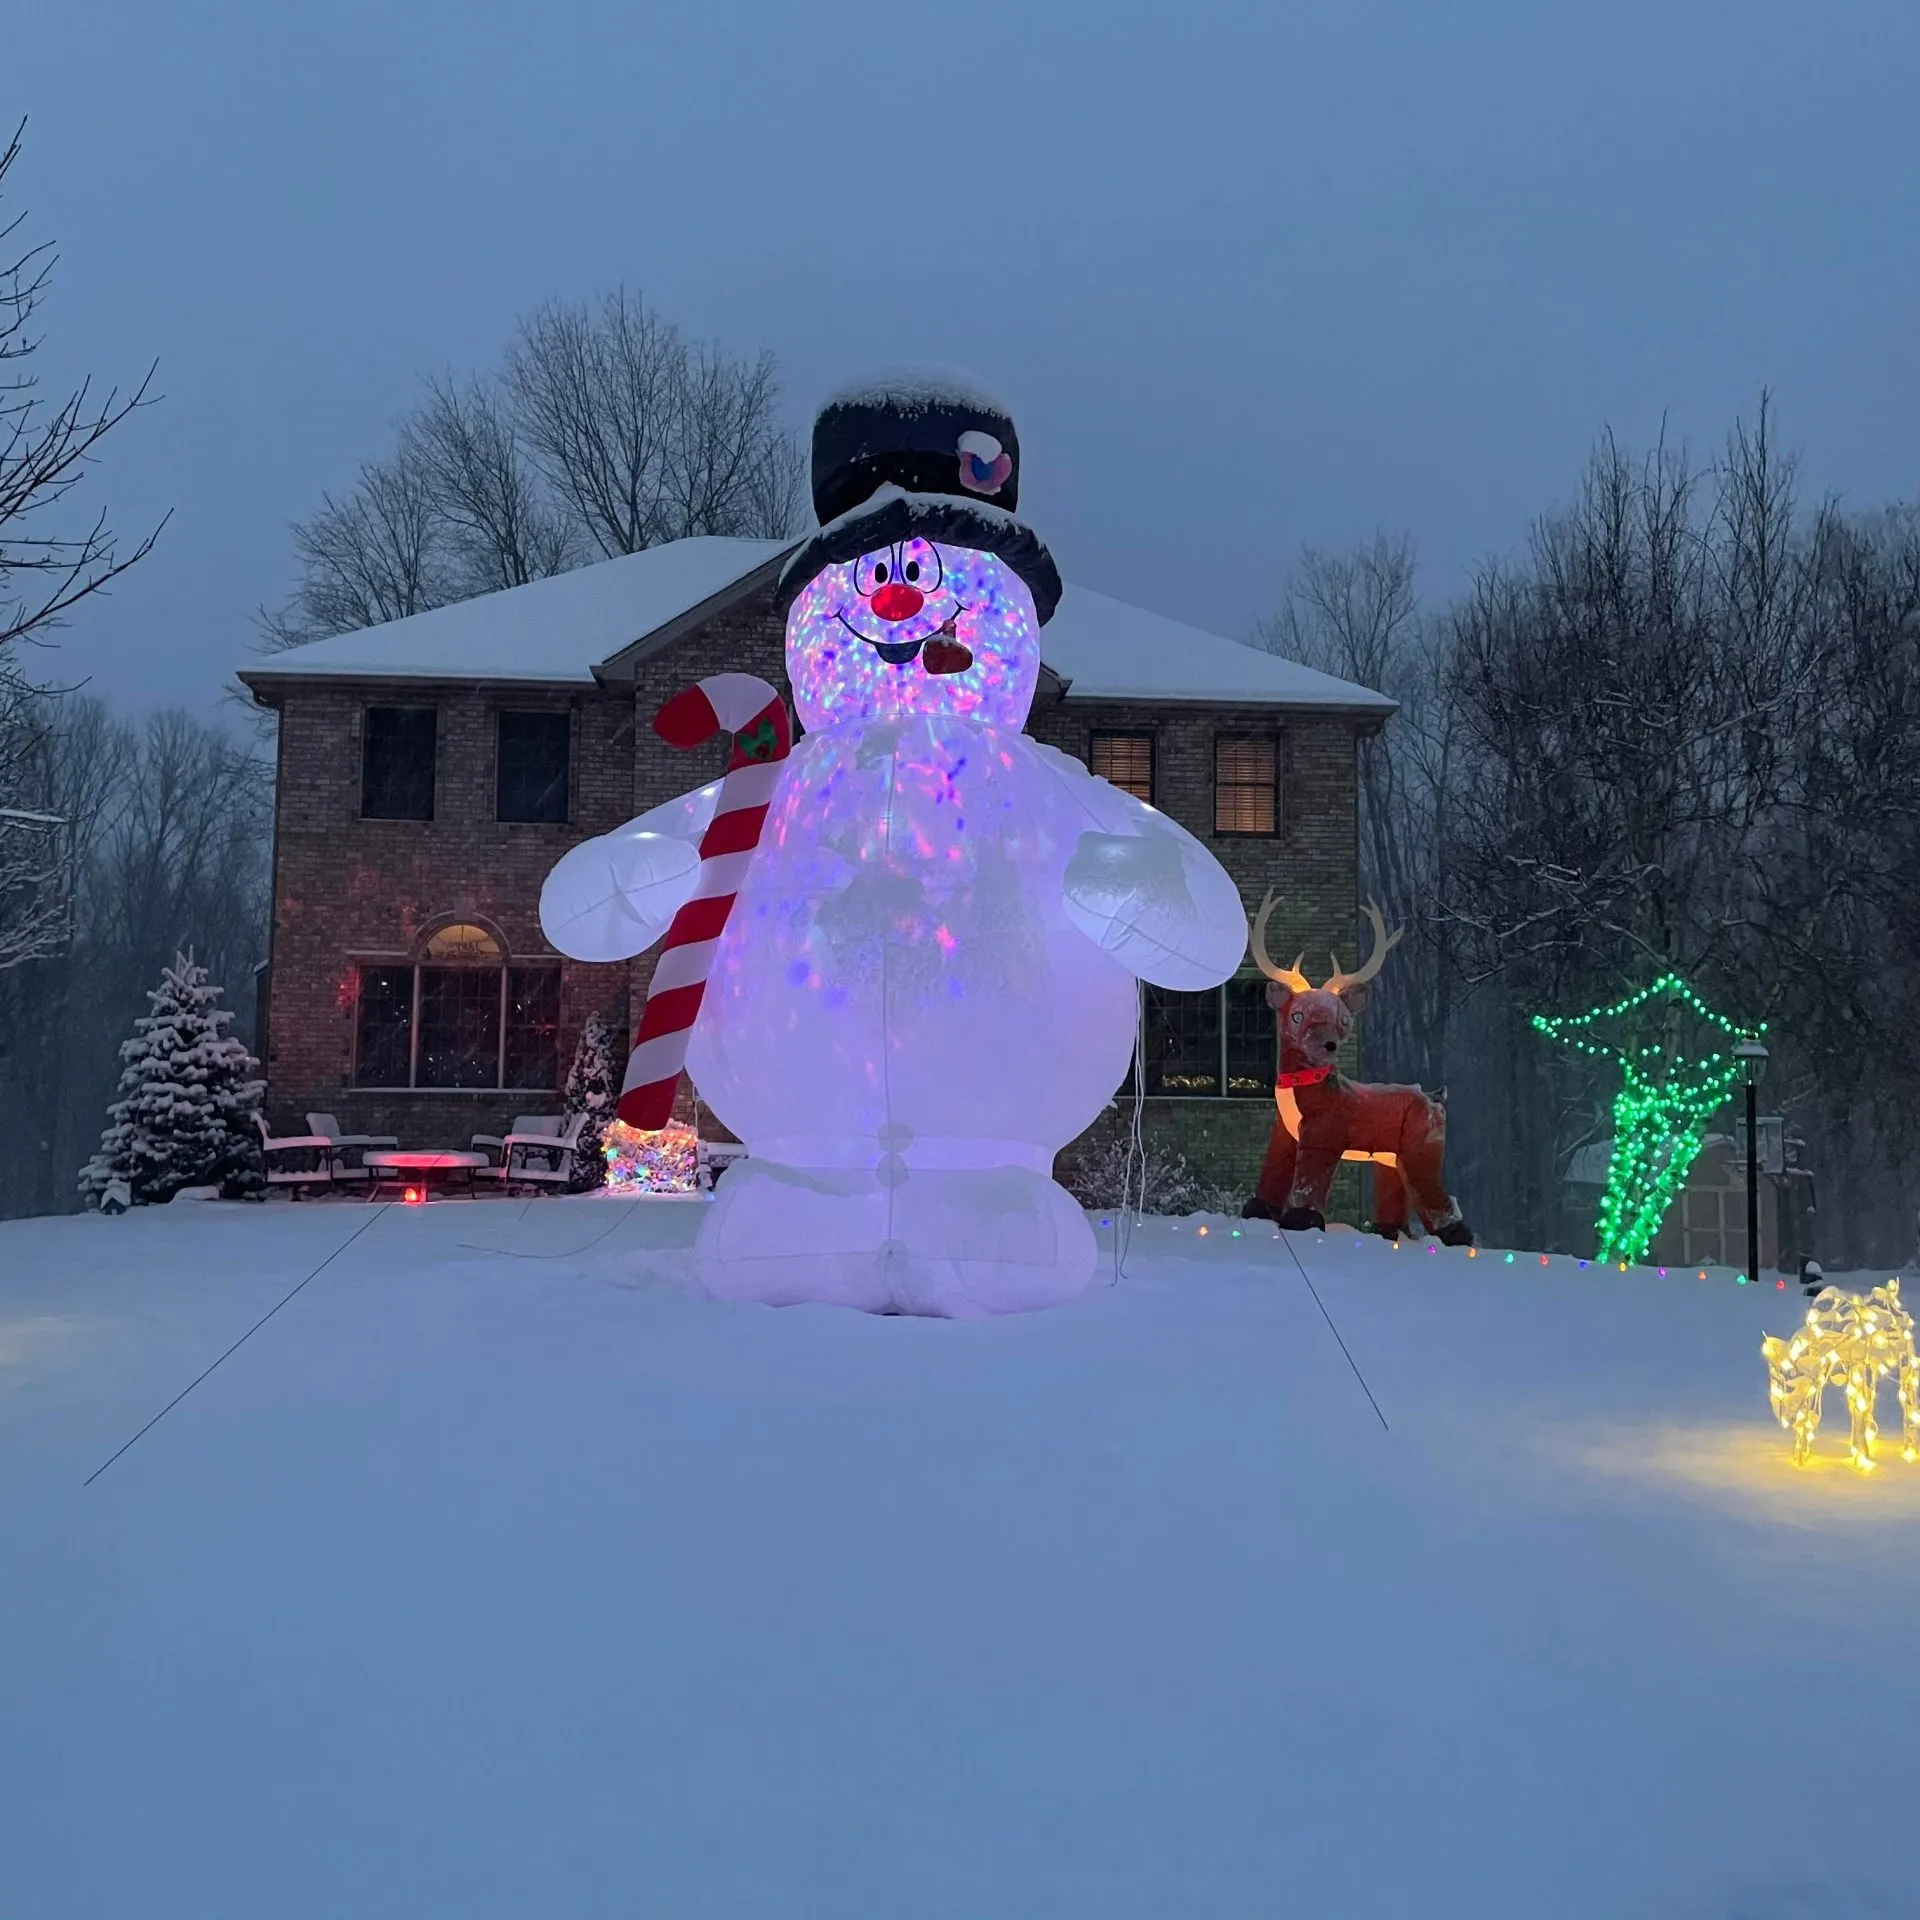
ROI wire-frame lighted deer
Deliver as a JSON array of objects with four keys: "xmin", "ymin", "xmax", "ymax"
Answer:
[
  {"xmin": 1243, "ymin": 891, "xmax": 1472, "ymax": 1244},
  {"xmin": 1762, "ymin": 1280, "xmax": 1920, "ymax": 1471}
]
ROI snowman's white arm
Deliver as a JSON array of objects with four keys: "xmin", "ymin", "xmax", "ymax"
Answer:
[
  {"xmin": 538, "ymin": 779, "xmax": 723, "ymax": 963},
  {"xmin": 1030, "ymin": 740, "xmax": 1250, "ymax": 991}
]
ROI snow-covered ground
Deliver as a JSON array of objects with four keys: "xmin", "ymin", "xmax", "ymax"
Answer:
[{"xmin": 3, "ymin": 1198, "xmax": 1916, "ymax": 1919}]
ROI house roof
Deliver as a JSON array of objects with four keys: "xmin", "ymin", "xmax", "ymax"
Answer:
[
  {"xmin": 239, "ymin": 536, "xmax": 1395, "ymax": 715},
  {"xmin": 243, "ymin": 538, "xmax": 791, "ymax": 689},
  {"xmin": 1039, "ymin": 585, "xmax": 1394, "ymax": 711}
]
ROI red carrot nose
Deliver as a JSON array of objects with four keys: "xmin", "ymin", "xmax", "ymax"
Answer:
[{"xmin": 869, "ymin": 582, "xmax": 925, "ymax": 623}]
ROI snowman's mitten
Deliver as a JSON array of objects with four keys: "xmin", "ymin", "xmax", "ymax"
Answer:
[
  {"xmin": 540, "ymin": 826, "xmax": 704, "ymax": 962},
  {"xmin": 1063, "ymin": 825, "xmax": 1247, "ymax": 989}
]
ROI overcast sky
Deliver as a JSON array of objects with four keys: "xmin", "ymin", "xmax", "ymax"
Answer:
[{"xmin": 12, "ymin": 0, "xmax": 1919, "ymax": 714}]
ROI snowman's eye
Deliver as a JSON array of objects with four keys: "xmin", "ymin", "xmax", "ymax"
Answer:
[
  {"xmin": 853, "ymin": 550, "xmax": 893, "ymax": 596},
  {"xmin": 899, "ymin": 539, "xmax": 942, "ymax": 591}
]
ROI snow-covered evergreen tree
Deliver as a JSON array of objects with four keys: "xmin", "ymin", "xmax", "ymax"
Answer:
[
  {"xmin": 79, "ymin": 952, "xmax": 266, "ymax": 1207},
  {"xmin": 562, "ymin": 1013, "xmax": 618, "ymax": 1191}
]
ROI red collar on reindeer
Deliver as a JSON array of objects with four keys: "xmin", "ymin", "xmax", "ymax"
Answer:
[{"xmin": 1276, "ymin": 1064, "xmax": 1335, "ymax": 1089}]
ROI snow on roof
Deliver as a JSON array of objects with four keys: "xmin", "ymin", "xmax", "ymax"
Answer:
[
  {"xmin": 241, "ymin": 537, "xmax": 1393, "ymax": 712},
  {"xmin": 1041, "ymin": 584, "xmax": 1397, "ymax": 711},
  {"xmin": 244, "ymin": 538, "xmax": 790, "ymax": 685}
]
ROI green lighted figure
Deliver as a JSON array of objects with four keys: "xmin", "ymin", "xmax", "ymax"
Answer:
[{"xmin": 1531, "ymin": 976, "xmax": 1764, "ymax": 1266}]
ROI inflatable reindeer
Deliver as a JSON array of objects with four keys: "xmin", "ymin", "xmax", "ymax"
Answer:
[{"xmin": 1243, "ymin": 892, "xmax": 1471, "ymax": 1244}]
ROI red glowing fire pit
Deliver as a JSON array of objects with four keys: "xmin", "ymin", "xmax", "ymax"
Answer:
[{"xmin": 362, "ymin": 1150, "xmax": 490, "ymax": 1203}]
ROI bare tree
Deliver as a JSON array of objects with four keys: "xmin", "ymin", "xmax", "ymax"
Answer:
[
  {"xmin": 0, "ymin": 122, "xmax": 162, "ymax": 659},
  {"xmin": 506, "ymin": 290, "xmax": 802, "ymax": 554},
  {"xmin": 405, "ymin": 376, "xmax": 575, "ymax": 592},
  {"xmin": 505, "ymin": 291, "xmax": 682, "ymax": 556},
  {"xmin": 258, "ymin": 442, "xmax": 451, "ymax": 649},
  {"xmin": 262, "ymin": 286, "xmax": 803, "ymax": 651},
  {"xmin": 1259, "ymin": 533, "xmax": 1458, "ymax": 1086},
  {"xmin": 660, "ymin": 341, "xmax": 803, "ymax": 540},
  {"xmin": 0, "ymin": 120, "xmax": 162, "ymax": 967}
]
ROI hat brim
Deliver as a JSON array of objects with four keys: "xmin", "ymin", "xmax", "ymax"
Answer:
[{"xmin": 775, "ymin": 489, "xmax": 1062, "ymax": 627}]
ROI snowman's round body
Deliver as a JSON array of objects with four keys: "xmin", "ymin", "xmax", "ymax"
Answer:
[
  {"xmin": 688, "ymin": 543, "xmax": 1139, "ymax": 1315},
  {"xmin": 687, "ymin": 715, "xmax": 1139, "ymax": 1314}
]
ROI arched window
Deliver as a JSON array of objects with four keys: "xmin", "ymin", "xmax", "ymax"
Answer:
[{"xmin": 353, "ymin": 920, "xmax": 560, "ymax": 1091}]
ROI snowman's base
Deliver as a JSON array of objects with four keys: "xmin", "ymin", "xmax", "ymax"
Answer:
[{"xmin": 695, "ymin": 1157, "xmax": 1096, "ymax": 1318}]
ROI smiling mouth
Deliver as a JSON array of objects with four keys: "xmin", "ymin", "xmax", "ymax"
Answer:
[{"xmin": 835, "ymin": 606, "xmax": 967, "ymax": 667}]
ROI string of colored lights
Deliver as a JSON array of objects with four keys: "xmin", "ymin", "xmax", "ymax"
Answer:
[
  {"xmin": 1103, "ymin": 1216, "xmax": 1793, "ymax": 1287},
  {"xmin": 603, "ymin": 1119, "xmax": 699, "ymax": 1195},
  {"xmin": 1530, "ymin": 974, "xmax": 1765, "ymax": 1266}
]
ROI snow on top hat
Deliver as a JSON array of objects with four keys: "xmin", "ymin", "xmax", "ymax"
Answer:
[{"xmin": 776, "ymin": 367, "xmax": 1063, "ymax": 625}]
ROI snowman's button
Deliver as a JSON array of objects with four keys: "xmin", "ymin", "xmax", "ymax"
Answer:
[
  {"xmin": 876, "ymin": 1153, "xmax": 910, "ymax": 1188},
  {"xmin": 877, "ymin": 1238, "xmax": 909, "ymax": 1267},
  {"xmin": 876, "ymin": 1122, "xmax": 914, "ymax": 1151}
]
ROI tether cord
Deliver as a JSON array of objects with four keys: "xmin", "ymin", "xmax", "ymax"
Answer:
[
  {"xmin": 84, "ymin": 1204, "xmax": 392, "ymax": 1486},
  {"xmin": 1111, "ymin": 994, "xmax": 1147, "ymax": 1285},
  {"xmin": 1277, "ymin": 1228, "xmax": 1390, "ymax": 1433}
]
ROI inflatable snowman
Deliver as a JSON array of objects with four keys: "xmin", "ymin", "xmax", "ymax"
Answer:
[{"xmin": 541, "ymin": 373, "xmax": 1248, "ymax": 1315}]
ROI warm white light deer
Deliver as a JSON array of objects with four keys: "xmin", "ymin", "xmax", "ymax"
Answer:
[{"xmin": 1762, "ymin": 1280, "xmax": 1920, "ymax": 1471}]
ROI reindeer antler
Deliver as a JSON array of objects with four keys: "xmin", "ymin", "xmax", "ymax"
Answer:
[
  {"xmin": 1250, "ymin": 889, "xmax": 1311, "ymax": 993},
  {"xmin": 1323, "ymin": 901, "xmax": 1404, "ymax": 995}
]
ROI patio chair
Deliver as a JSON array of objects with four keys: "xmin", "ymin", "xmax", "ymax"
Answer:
[
  {"xmin": 306, "ymin": 1112, "xmax": 399, "ymax": 1183},
  {"xmin": 470, "ymin": 1114, "xmax": 564, "ymax": 1167},
  {"xmin": 475, "ymin": 1111, "xmax": 589, "ymax": 1188},
  {"xmin": 699, "ymin": 1141, "xmax": 748, "ymax": 1191},
  {"xmin": 254, "ymin": 1112, "xmax": 335, "ymax": 1196}
]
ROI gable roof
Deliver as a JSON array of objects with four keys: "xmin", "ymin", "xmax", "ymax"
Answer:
[
  {"xmin": 243, "ymin": 538, "xmax": 790, "ymax": 689},
  {"xmin": 1038, "ymin": 585, "xmax": 1393, "ymax": 711},
  {"xmin": 239, "ymin": 535, "xmax": 1394, "ymax": 715}
]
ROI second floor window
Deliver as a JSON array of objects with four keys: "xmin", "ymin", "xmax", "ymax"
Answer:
[
  {"xmin": 361, "ymin": 706, "xmax": 436, "ymax": 820},
  {"xmin": 1214, "ymin": 734, "xmax": 1278, "ymax": 836},
  {"xmin": 497, "ymin": 711, "xmax": 571, "ymax": 823},
  {"xmin": 1089, "ymin": 730, "xmax": 1155, "ymax": 803}
]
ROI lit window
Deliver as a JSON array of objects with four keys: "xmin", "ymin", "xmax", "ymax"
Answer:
[
  {"xmin": 497, "ymin": 711, "xmax": 571, "ymax": 824},
  {"xmin": 1224, "ymin": 977, "xmax": 1278, "ymax": 1095},
  {"xmin": 1132, "ymin": 975, "xmax": 1276, "ymax": 1100},
  {"xmin": 354, "ymin": 968, "xmax": 413, "ymax": 1088},
  {"xmin": 1214, "ymin": 735, "xmax": 1278, "ymax": 836},
  {"xmin": 1143, "ymin": 986, "xmax": 1223, "ymax": 1096},
  {"xmin": 361, "ymin": 707, "xmax": 437, "ymax": 820},
  {"xmin": 425, "ymin": 924, "xmax": 500, "ymax": 961},
  {"xmin": 354, "ymin": 927, "xmax": 560, "ymax": 1090},
  {"xmin": 1089, "ymin": 731, "xmax": 1154, "ymax": 803}
]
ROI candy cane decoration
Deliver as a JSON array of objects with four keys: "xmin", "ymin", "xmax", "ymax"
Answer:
[{"xmin": 617, "ymin": 672, "xmax": 791, "ymax": 1128}]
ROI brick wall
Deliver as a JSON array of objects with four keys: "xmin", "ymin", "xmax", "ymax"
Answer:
[
  {"xmin": 260, "ymin": 580, "xmax": 1367, "ymax": 1204},
  {"xmin": 262, "ymin": 682, "xmax": 635, "ymax": 1142}
]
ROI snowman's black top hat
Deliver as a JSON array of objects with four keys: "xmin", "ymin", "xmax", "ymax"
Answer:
[{"xmin": 775, "ymin": 368, "xmax": 1063, "ymax": 624}]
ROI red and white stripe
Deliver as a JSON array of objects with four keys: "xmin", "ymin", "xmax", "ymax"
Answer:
[{"xmin": 617, "ymin": 672, "xmax": 792, "ymax": 1129}]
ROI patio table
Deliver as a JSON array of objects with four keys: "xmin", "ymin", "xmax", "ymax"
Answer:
[{"xmin": 363, "ymin": 1150, "xmax": 490, "ymax": 1202}]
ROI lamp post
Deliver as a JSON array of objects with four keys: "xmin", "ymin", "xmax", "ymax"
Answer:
[{"xmin": 1734, "ymin": 1038, "xmax": 1770, "ymax": 1285}]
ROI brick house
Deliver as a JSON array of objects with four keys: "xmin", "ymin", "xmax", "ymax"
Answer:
[{"xmin": 239, "ymin": 536, "xmax": 1394, "ymax": 1194}]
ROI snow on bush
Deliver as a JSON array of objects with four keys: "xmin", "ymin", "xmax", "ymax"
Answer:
[
  {"xmin": 562, "ymin": 1013, "xmax": 619, "ymax": 1192},
  {"xmin": 79, "ymin": 952, "xmax": 265, "ymax": 1208},
  {"xmin": 1061, "ymin": 1133, "xmax": 1242, "ymax": 1218}
]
